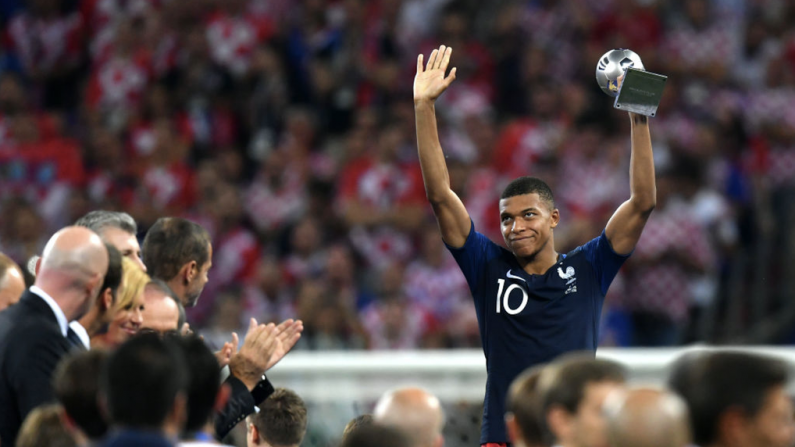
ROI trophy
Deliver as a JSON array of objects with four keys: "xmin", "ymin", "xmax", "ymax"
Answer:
[{"xmin": 595, "ymin": 49, "xmax": 667, "ymax": 117}]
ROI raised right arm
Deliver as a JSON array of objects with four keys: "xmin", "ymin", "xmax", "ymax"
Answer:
[{"xmin": 414, "ymin": 45, "xmax": 471, "ymax": 248}]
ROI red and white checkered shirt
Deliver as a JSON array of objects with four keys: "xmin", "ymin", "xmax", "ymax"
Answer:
[
  {"xmin": 621, "ymin": 204, "xmax": 716, "ymax": 322},
  {"xmin": 337, "ymin": 157, "xmax": 425, "ymax": 268},
  {"xmin": 404, "ymin": 256, "xmax": 470, "ymax": 323},
  {"xmin": 245, "ymin": 167, "xmax": 307, "ymax": 233}
]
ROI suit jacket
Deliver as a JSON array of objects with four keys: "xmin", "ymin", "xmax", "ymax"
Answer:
[
  {"xmin": 214, "ymin": 375, "xmax": 274, "ymax": 439},
  {"xmin": 0, "ymin": 290, "xmax": 72, "ymax": 445}
]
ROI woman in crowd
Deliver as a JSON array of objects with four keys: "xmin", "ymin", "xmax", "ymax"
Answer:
[{"xmin": 91, "ymin": 257, "xmax": 148, "ymax": 348}]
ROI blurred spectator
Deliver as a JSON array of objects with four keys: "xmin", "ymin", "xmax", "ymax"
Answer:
[
  {"xmin": 668, "ymin": 351, "xmax": 795, "ymax": 447},
  {"xmin": 0, "ymin": 0, "xmax": 793, "ymax": 348},
  {"xmin": 360, "ymin": 263, "xmax": 437, "ymax": 349},
  {"xmin": 604, "ymin": 387, "xmax": 691, "ymax": 447},
  {"xmin": 337, "ymin": 125, "xmax": 425, "ymax": 269},
  {"xmin": 621, "ymin": 169, "xmax": 716, "ymax": 346},
  {"xmin": 342, "ymin": 414, "xmax": 375, "ymax": 443},
  {"xmin": 0, "ymin": 251, "xmax": 25, "ymax": 311},
  {"xmin": 16, "ymin": 403, "xmax": 77, "ymax": 447},
  {"xmin": 538, "ymin": 354, "xmax": 627, "ymax": 447},
  {"xmin": 374, "ymin": 387, "xmax": 445, "ymax": 447},
  {"xmin": 4, "ymin": 0, "xmax": 84, "ymax": 109},
  {"xmin": 99, "ymin": 333, "xmax": 188, "ymax": 446},
  {"xmin": 175, "ymin": 334, "xmax": 233, "ymax": 447},
  {"xmin": 241, "ymin": 255, "xmax": 296, "ymax": 325},
  {"xmin": 245, "ymin": 148, "xmax": 308, "ymax": 235},
  {"xmin": 662, "ymin": 0, "xmax": 740, "ymax": 83},
  {"xmin": 297, "ymin": 279, "xmax": 364, "ymax": 350},
  {"xmin": 247, "ymin": 388, "xmax": 308, "ymax": 447},
  {"xmin": 505, "ymin": 366, "xmax": 547, "ymax": 447},
  {"xmin": 404, "ymin": 223, "xmax": 470, "ymax": 326},
  {"xmin": 53, "ymin": 349, "xmax": 111, "ymax": 444},
  {"xmin": 340, "ymin": 424, "xmax": 412, "ymax": 447}
]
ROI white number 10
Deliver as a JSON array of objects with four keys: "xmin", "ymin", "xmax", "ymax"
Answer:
[{"xmin": 496, "ymin": 279, "xmax": 529, "ymax": 315}]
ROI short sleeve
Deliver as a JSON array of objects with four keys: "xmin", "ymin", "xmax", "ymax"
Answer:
[
  {"xmin": 581, "ymin": 230, "xmax": 631, "ymax": 296},
  {"xmin": 445, "ymin": 221, "xmax": 502, "ymax": 308}
]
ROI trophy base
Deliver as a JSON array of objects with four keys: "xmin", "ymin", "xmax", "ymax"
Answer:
[{"xmin": 614, "ymin": 68, "xmax": 667, "ymax": 117}]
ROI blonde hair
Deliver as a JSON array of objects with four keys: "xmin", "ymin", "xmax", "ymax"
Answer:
[
  {"xmin": 16, "ymin": 404, "xmax": 77, "ymax": 447},
  {"xmin": 116, "ymin": 257, "xmax": 150, "ymax": 311}
]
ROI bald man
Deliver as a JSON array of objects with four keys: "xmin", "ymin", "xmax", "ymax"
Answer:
[
  {"xmin": 604, "ymin": 387, "xmax": 691, "ymax": 447},
  {"xmin": 0, "ymin": 226, "xmax": 109, "ymax": 445},
  {"xmin": 374, "ymin": 387, "xmax": 445, "ymax": 447},
  {"xmin": 0, "ymin": 252, "xmax": 25, "ymax": 311},
  {"xmin": 140, "ymin": 280, "xmax": 181, "ymax": 335}
]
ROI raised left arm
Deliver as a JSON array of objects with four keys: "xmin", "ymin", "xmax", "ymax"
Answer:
[{"xmin": 605, "ymin": 113, "xmax": 656, "ymax": 255}]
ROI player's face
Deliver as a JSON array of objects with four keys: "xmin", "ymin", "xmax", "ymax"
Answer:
[
  {"xmin": 740, "ymin": 385, "xmax": 795, "ymax": 447},
  {"xmin": 499, "ymin": 193, "xmax": 559, "ymax": 259},
  {"xmin": 572, "ymin": 381, "xmax": 623, "ymax": 447}
]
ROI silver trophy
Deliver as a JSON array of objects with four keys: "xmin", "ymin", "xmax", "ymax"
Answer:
[{"xmin": 595, "ymin": 49, "xmax": 667, "ymax": 117}]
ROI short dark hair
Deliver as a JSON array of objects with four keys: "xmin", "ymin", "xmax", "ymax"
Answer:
[
  {"xmin": 507, "ymin": 366, "xmax": 546, "ymax": 446},
  {"xmin": 343, "ymin": 414, "xmax": 374, "ymax": 441},
  {"xmin": 53, "ymin": 350, "xmax": 110, "ymax": 439},
  {"xmin": 668, "ymin": 351, "xmax": 789, "ymax": 446},
  {"xmin": 252, "ymin": 388, "xmax": 308, "ymax": 447},
  {"xmin": 142, "ymin": 217, "xmax": 211, "ymax": 282},
  {"xmin": 541, "ymin": 354, "xmax": 626, "ymax": 415},
  {"xmin": 101, "ymin": 244, "xmax": 123, "ymax": 305},
  {"xmin": 75, "ymin": 210, "xmax": 138, "ymax": 236},
  {"xmin": 174, "ymin": 335, "xmax": 220, "ymax": 433},
  {"xmin": 500, "ymin": 177, "xmax": 555, "ymax": 209},
  {"xmin": 101, "ymin": 333, "xmax": 188, "ymax": 430},
  {"xmin": 340, "ymin": 424, "xmax": 412, "ymax": 447},
  {"xmin": 146, "ymin": 278, "xmax": 186, "ymax": 329}
]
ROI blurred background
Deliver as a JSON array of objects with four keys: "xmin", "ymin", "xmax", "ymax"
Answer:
[{"xmin": 2, "ymin": 0, "xmax": 795, "ymax": 353}]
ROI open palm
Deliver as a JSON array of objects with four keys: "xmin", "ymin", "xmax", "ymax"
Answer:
[{"xmin": 414, "ymin": 45, "xmax": 457, "ymax": 103}]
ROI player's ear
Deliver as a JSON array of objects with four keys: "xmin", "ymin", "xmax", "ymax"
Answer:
[
  {"xmin": 550, "ymin": 208, "xmax": 560, "ymax": 228},
  {"xmin": 505, "ymin": 413, "xmax": 522, "ymax": 444},
  {"xmin": 547, "ymin": 405, "xmax": 572, "ymax": 443}
]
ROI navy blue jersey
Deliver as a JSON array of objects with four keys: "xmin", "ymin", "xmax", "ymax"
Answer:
[{"xmin": 446, "ymin": 223, "xmax": 629, "ymax": 444}]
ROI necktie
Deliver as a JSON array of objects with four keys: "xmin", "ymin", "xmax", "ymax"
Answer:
[{"xmin": 66, "ymin": 327, "xmax": 87, "ymax": 351}]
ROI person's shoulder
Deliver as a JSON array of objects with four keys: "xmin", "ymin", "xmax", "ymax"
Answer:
[
  {"xmin": 565, "ymin": 230, "xmax": 625, "ymax": 261},
  {"xmin": 0, "ymin": 298, "xmax": 61, "ymax": 341}
]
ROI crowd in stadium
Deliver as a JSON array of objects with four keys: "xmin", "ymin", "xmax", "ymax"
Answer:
[
  {"xmin": 1, "ymin": 0, "xmax": 795, "ymax": 348},
  {"xmin": 2, "ymin": 0, "xmax": 795, "ymax": 446}
]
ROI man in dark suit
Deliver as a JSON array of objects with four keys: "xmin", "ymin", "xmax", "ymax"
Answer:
[
  {"xmin": 143, "ymin": 217, "xmax": 303, "ymax": 439},
  {"xmin": 0, "ymin": 226, "xmax": 109, "ymax": 446}
]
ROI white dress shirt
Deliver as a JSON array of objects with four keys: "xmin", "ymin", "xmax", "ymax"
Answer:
[
  {"xmin": 68, "ymin": 321, "xmax": 91, "ymax": 349},
  {"xmin": 30, "ymin": 285, "xmax": 68, "ymax": 337}
]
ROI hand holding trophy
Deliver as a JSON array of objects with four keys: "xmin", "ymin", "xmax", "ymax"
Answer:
[{"xmin": 596, "ymin": 49, "xmax": 667, "ymax": 117}]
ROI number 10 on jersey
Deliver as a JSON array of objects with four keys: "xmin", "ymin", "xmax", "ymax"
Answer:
[{"xmin": 496, "ymin": 279, "xmax": 529, "ymax": 315}]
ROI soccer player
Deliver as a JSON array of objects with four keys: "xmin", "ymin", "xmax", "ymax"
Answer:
[{"xmin": 413, "ymin": 45, "xmax": 656, "ymax": 446}]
